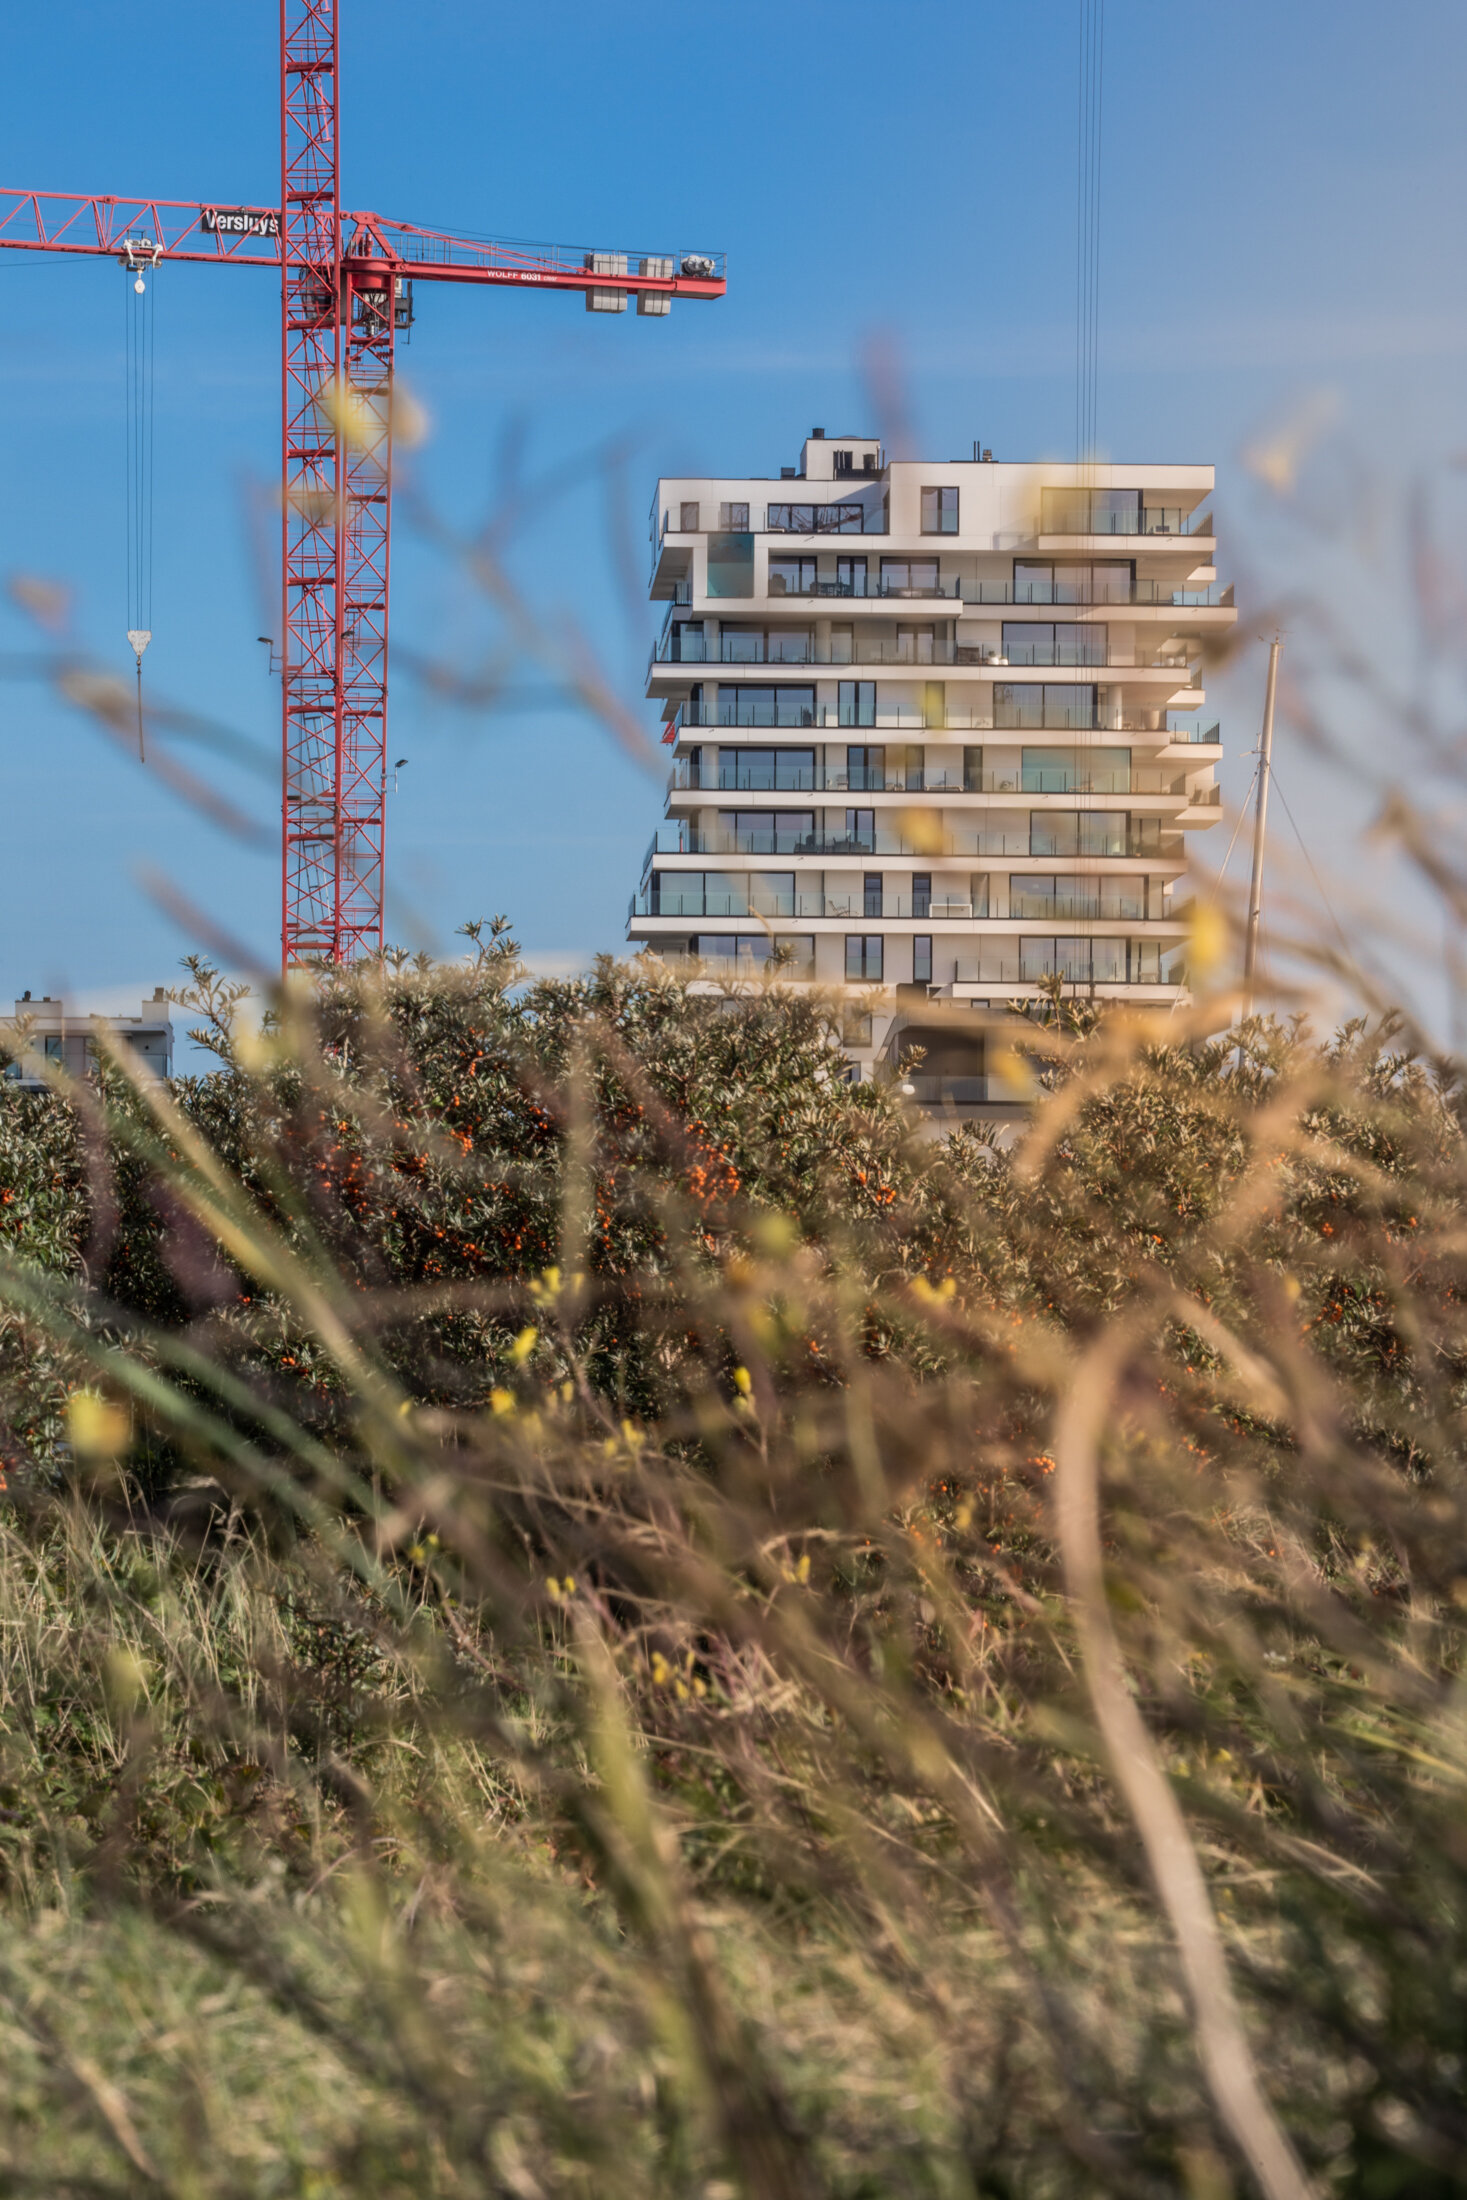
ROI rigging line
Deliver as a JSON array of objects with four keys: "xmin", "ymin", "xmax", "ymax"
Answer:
[
  {"xmin": 1266, "ymin": 763, "xmax": 1361, "ymax": 980},
  {"xmin": 1206, "ymin": 762, "xmax": 1261, "ymax": 902}
]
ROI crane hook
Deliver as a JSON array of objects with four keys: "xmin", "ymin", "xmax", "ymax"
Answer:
[{"xmin": 127, "ymin": 629, "xmax": 151, "ymax": 761}]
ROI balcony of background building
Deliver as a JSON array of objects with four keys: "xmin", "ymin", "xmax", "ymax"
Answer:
[
  {"xmin": 630, "ymin": 883, "xmax": 1178, "ymax": 923},
  {"xmin": 650, "ymin": 631, "xmax": 1203, "ymax": 672},
  {"xmin": 666, "ymin": 701, "xmax": 1219, "ymax": 740},
  {"xmin": 759, "ymin": 575, "xmax": 1231, "ymax": 607},
  {"xmin": 661, "ymin": 763, "xmax": 1207, "ymax": 800},
  {"xmin": 936, "ymin": 948, "xmax": 1180, "ymax": 988},
  {"xmin": 641, "ymin": 808, "xmax": 1208, "ymax": 870}
]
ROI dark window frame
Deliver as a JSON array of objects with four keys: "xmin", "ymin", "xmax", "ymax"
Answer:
[{"xmin": 920, "ymin": 485, "xmax": 959, "ymax": 535}]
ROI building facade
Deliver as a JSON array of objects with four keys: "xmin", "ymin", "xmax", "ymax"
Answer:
[
  {"xmin": 630, "ymin": 434, "xmax": 1235, "ymax": 1107},
  {"xmin": 1, "ymin": 991, "xmax": 174, "ymax": 1087}
]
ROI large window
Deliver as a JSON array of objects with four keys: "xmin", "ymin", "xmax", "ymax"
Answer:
[
  {"xmin": 921, "ymin": 486, "xmax": 959, "ymax": 534},
  {"xmin": 1017, "ymin": 937, "xmax": 1159, "ymax": 984},
  {"xmin": 881, "ymin": 556, "xmax": 940, "ymax": 594},
  {"xmin": 837, "ymin": 556, "xmax": 868, "ymax": 596},
  {"xmin": 845, "ymin": 935, "xmax": 884, "ymax": 981},
  {"xmin": 893, "ymin": 742, "xmax": 925, "ymax": 790},
  {"xmin": 1020, "ymin": 937, "xmax": 1127, "ymax": 984},
  {"xmin": 838, "ymin": 679, "xmax": 876, "ymax": 727},
  {"xmin": 1039, "ymin": 487, "xmax": 1143, "ymax": 535},
  {"xmin": 717, "ymin": 627, "xmax": 812, "ymax": 664},
  {"xmin": 716, "ymin": 811, "xmax": 816, "ymax": 852},
  {"xmin": 719, "ymin": 500, "xmax": 750, "ymax": 529},
  {"xmin": 767, "ymin": 501, "xmax": 870, "ymax": 534},
  {"xmin": 964, "ymin": 744, "xmax": 985, "ymax": 791},
  {"xmin": 1001, "ymin": 622, "xmax": 1106, "ymax": 667},
  {"xmin": 1013, "ymin": 560, "xmax": 1132, "ymax": 604},
  {"xmin": 1029, "ymin": 810, "xmax": 1127, "ymax": 858},
  {"xmin": 912, "ymin": 935, "xmax": 933, "ymax": 986},
  {"xmin": 844, "ymin": 809, "xmax": 875, "ymax": 850},
  {"xmin": 707, "ymin": 531, "xmax": 754, "ymax": 597},
  {"xmin": 679, "ymin": 500, "xmax": 700, "ymax": 531},
  {"xmin": 654, "ymin": 871, "xmax": 795, "ymax": 918},
  {"xmin": 912, "ymin": 873, "xmax": 931, "ymax": 919},
  {"xmin": 694, "ymin": 935, "xmax": 815, "ymax": 977},
  {"xmin": 718, "ymin": 685, "xmax": 815, "ymax": 727},
  {"xmin": 847, "ymin": 744, "xmax": 885, "ymax": 791},
  {"xmin": 864, "ymin": 872, "xmax": 883, "ymax": 919},
  {"xmin": 1021, "ymin": 746, "xmax": 1130, "ymax": 794},
  {"xmin": 768, "ymin": 554, "xmax": 815, "ymax": 596},
  {"xmin": 1009, "ymin": 875, "xmax": 1151, "ymax": 921},
  {"xmin": 717, "ymin": 747, "xmax": 816, "ymax": 790},
  {"xmin": 993, "ymin": 683, "xmax": 1097, "ymax": 730}
]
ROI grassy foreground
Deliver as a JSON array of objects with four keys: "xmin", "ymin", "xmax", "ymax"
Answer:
[{"xmin": 0, "ymin": 932, "xmax": 1463, "ymax": 2198}]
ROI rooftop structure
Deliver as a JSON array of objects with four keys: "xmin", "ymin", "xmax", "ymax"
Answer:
[
  {"xmin": 0, "ymin": 991, "xmax": 175, "ymax": 1088},
  {"xmin": 630, "ymin": 433, "xmax": 1235, "ymax": 1113}
]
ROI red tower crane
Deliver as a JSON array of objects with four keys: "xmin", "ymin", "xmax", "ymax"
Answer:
[{"xmin": 0, "ymin": 0, "xmax": 726, "ymax": 966}]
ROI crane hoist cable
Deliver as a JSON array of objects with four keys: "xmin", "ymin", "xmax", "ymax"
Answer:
[
  {"xmin": 1075, "ymin": 0, "xmax": 1104, "ymax": 471},
  {"xmin": 122, "ymin": 236, "xmax": 159, "ymax": 760}
]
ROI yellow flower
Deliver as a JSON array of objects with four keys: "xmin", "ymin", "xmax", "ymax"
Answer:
[
  {"xmin": 67, "ymin": 1390, "xmax": 130, "ymax": 1460},
  {"xmin": 510, "ymin": 1325, "xmax": 538, "ymax": 1364},
  {"xmin": 489, "ymin": 1388, "xmax": 515, "ymax": 1416}
]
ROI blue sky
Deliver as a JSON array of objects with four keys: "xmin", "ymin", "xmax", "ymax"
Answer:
[{"xmin": 3, "ymin": 0, "xmax": 1465, "ymax": 1027}]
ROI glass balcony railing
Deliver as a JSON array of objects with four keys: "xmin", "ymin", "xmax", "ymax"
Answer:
[
  {"xmin": 1007, "ymin": 892, "xmax": 1158, "ymax": 922},
  {"xmin": 1038, "ymin": 507, "xmax": 1211, "ymax": 539},
  {"xmin": 651, "ymin": 633, "xmax": 1202, "ymax": 672},
  {"xmin": 631, "ymin": 890, "xmax": 996, "ymax": 922},
  {"xmin": 959, "ymin": 579, "xmax": 1229, "ymax": 608},
  {"xmin": 939, "ymin": 956, "xmax": 1179, "ymax": 988},
  {"xmin": 667, "ymin": 703, "xmax": 1215, "ymax": 739},
  {"xmin": 664, "ymin": 766, "xmax": 1201, "ymax": 798}
]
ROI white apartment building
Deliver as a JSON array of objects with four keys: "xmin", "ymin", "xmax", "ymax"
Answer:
[
  {"xmin": 630, "ymin": 432, "xmax": 1235, "ymax": 1108},
  {"xmin": 1, "ymin": 992, "xmax": 174, "ymax": 1087}
]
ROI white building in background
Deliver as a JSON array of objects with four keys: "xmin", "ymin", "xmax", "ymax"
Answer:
[
  {"xmin": 1, "ymin": 992, "xmax": 174, "ymax": 1087},
  {"xmin": 630, "ymin": 432, "xmax": 1235, "ymax": 1110}
]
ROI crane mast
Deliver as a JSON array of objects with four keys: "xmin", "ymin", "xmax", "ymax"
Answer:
[
  {"xmin": 0, "ymin": 1, "xmax": 726, "ymax": 968},
  {"xmin": 280, "ymin": 0, "xmax": 376, "ymax": 963}
]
